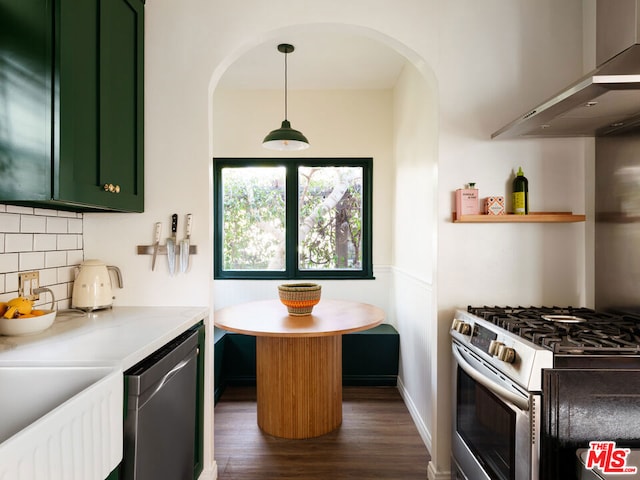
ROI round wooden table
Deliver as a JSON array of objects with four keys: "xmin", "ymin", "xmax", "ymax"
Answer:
[{"xmin": 214, "ymin": 299, "xmax": 384, "ymax": 439}]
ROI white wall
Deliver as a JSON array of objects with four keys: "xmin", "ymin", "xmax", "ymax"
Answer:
[
  {"xmin": 391, "ymin": 62, "xmax": 439, "ymax": 458},
  {"xmin": 80, "ymin": 1, "xmax": 590, "ymax": 478},
  {"xmin": 434, "ymin": 1, "xmax": 588, "ymax": 477},
  {"xmin": 211, "ymin": 88, "xmax": 395, "ymax": 312}
]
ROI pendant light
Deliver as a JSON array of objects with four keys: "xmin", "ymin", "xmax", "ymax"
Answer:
[{"xmin": 263, "ymin": 43, "xmax": 310, "ymax": 151}]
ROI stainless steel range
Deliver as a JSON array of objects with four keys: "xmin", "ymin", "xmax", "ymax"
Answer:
[{"xmin": 451, "ymin": 306, "xmax": 640, "ymax": 480}]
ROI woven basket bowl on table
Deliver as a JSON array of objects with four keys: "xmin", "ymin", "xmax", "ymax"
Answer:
[{"xmin": 277, "ymin": 283, "xmax": 322, "ymax": 316}]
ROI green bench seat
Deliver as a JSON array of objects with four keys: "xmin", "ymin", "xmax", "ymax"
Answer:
[{"xmin": 214, "ymin": 324, "xmax": 399, "ymax": 403}]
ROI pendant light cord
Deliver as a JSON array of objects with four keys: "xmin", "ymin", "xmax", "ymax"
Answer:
[
  {"xmin": 262, "ymin": 43, "xmax": 309, "ymax": 151},
  {"xmin": 283, "ymin": 49, "xmax": 288, "ymax": 121}
]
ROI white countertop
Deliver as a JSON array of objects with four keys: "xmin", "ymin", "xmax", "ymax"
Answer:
[
  {"xmin": 0, "ymin": 306, "xmax": 208, "ymax": 480},
  {"xmin": 0, "ymin": 306, "xmax": 209, "ymax": 369}
]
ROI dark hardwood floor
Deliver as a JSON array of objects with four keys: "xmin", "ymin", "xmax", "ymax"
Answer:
[{"xmin": 214, "ymin": 386, "xmax": 431, "ymax": 479}]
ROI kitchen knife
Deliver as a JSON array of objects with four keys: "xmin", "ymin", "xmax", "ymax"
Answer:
[
  {"xmin": 180, "ymin": 213, "xmax": 192, "ymax": 273},
  {"xmin": 167, "ymin": 214, "xmax": 178, "ymax": 276},
  {"xmin": 151, "ymin": 222, "xmax": 162, "ymax": 271}
]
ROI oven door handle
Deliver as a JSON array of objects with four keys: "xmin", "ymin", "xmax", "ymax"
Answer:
[{"xmin": 452, "ymin": 344, "xmax": 530, "ymax": 411}]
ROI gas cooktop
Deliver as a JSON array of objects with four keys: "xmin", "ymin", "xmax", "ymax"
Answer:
[{"xmin": 467, "ymin": 306, "xmax": 640, "ymax": 355}]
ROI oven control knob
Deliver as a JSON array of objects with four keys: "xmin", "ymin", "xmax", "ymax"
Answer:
[
  {"xmin": 455, "ymin": 321, "xmax": 471, "ymax": 335},
  {"xmin": 488, "ymin": 340, "xmax": 504, "ymax": 356},
  {"xmin": 497, "ymin": 345, "xmax": 516, "ymax": 363}
]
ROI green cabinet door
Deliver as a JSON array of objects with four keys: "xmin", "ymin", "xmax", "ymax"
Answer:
[
  {"xmin": 56, "ymin": 0, "xmax": 144, "ymax": 212},
  {"xmin": 98, "ymin": 0, "xmax": 144, "ymax": 212},
  {"xmin": 0, "ymin": 0, "xmax": 144, "ymax": 212},
  {"xmin": 0, "ymin": 0, "xmax": 52, "ymax": 201},
  {"xmin": 54, "ymin": 0, "xmax": 100, "ymax": 209}
]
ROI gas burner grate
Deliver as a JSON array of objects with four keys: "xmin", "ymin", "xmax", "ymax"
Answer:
[{"xmin": 467, "ymin": 305, "xmax": 640, "ymax": 354}]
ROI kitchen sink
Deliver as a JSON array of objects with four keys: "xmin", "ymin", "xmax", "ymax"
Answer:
[{"xmin": 0, "ymin": 364, "xmax": 123, "ymax": 480}]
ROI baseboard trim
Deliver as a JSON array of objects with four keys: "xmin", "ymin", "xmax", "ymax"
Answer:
[
  {"xmin": 396, "ymin": 376, "xmax": 431, "ymax": 452},
  {"xmin": 427, "ymin": 461, "xmax": 451, "ymax": 480},
  {"xmin": 197, "ymin": 461, "xmax": 217, "ymax": 480}
]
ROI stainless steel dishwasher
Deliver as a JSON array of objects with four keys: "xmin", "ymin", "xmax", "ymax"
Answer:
[{"xmin": 122, "ymin": 328, "xmax": 199, "ymax": 480}]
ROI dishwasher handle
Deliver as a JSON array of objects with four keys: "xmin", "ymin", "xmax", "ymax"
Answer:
[{"xmin": 139, "ymin": 347, "xmax": 198, "ymax": 409}]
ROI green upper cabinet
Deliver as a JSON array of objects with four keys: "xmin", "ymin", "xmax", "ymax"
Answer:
[
  {"xmin": 0, "ymin": 0, "xmax": 51, "ymax": 202},
  {"xmin": 0, "ymin": 0, "xmax": 144, "ymax": 212}
]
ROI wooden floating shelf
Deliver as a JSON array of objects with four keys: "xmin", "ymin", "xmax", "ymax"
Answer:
[{"xmin": 452, "ymin": 212, "xmax": 586, "ymax": 223}]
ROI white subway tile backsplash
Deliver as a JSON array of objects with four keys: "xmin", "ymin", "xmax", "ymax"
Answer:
[
  {"xmin": 68, "ymin": 218, "xmax": 83, "ymax": 234},
  {"xmin": 0, "ymin": 207, "xmax": 83, "ymax": 308},
  {"xmin": 20, "ymin": 251, "xmax": 45, "ymax": 270},
  {"xmin": 45, "ymin": 250, "xmax": 66, "ymax": 268},
  {"xmin": 33, "ymin": 208, "xmax": 55, "ymax": 217},
  {"xmin": 39, "ymin": 267, "xmax": 58, "ymax": 286},
  {"xmin": 5, "ymin": 272, "xmax": 18, "ymax": 292},
  {"xmin": 65, "ymin": 281, "xmax": 74, "ymax": 298},
  {"xmin": 57, "ymin": 234, "xmax": 79, "ymax": 251},
  {"xmin": 20, "ymin": 215, "xmax": 47, "ymax": 233},
  {"xmin": 39, "ymin": 283, "xmax": 67, "ymax": 308},
  {"xmin": 34, "ymin": 293, "xmax": 55, "ymax": 310},
  {"xmin": 0, "ymin": 293, "xmax": 14, "ymax": 303},
  {"xmin": 57, "ymin": 297, "xmax": 71, "ymax": 310},
  {"xmin": 57, "ymin": 210, "xmax": 78, "ymax": 218},
  {"xmin": 67, "ymin": 249, "xmax": 84, "ymax": 265},
  {"xmin": 5, "ymin": 233, "xmax": 33, "ymax": 253},
  {"xmin": 57, "ymin": 265, "xmax": 76, "ymax": 283},
  {"xmin": 0, "ymin": 213, "xmax": 21, "ymax": 233},
  {"xmin": 6, "ymin": 205, "xmax": 33, "ymax": 215},
  {"xmin": 34, "ymin": 234, "xmax": 57, "ymax": 251},
  {"xmin": 0, "ymin": 253, "xmax": 19, "ymax": 273},
  {"xmin": 46, "ymin": 216, "xmax": 68, "ymax": 234}
]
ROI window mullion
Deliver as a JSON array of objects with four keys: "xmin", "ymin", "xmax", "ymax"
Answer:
[{"xmin": 285, "ymin": 161, "xmax": 299, "ymax": 278}]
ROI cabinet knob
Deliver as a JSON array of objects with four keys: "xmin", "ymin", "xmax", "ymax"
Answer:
[{"xmin": 103, "ymin": 183, "xmax": 121, "ymax": 194}]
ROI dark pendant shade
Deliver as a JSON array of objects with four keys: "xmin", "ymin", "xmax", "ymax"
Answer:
[
  {"xmin": 262, "ymin": 43, "xmax": 310, "ymax": 151},
  {"xmin": 263, "ymin": 120, "xmax": 310, "ymax": 151}
]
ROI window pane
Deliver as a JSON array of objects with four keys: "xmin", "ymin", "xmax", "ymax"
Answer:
[
  {"xmin": 298, "ymin": 166, "xmax": 363, "ymax": 271},
  {"xmin": 221, "ymin": 167, "xmax": 286, "ymax": 271}
]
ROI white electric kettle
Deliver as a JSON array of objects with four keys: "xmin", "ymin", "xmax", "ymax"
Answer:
[{"xmin": 72, "ymin": 260, "xmax": 123, "ymax": 311}]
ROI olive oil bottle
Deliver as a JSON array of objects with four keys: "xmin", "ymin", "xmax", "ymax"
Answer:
[{"xmin": 512, "ymin": 167, "xmax": 529, "ymax": 214}]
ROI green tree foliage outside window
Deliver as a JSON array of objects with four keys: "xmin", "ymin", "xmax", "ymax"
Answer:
[{"xmin": 214, "ymin": 158, "xmax": 373, "ymax": 280}]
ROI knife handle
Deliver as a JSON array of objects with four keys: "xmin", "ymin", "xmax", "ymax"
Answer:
[
  {"xmin": 185, "ymin": 213, "xmax": 192, "ymax": 237},
  {"xmin": 153, "ymin": 222, "xmax": 162, "ymax": 243},
  {"xmin": 171, "ymin": 213, "xmax": 178, "ymax": 234}
]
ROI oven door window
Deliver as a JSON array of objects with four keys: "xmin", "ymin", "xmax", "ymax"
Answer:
[{"xmin": 457, "ymin": 367, "xmax": 516, "ymax": 480}]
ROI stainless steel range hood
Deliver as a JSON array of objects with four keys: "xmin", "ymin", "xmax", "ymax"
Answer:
[{"xmin": 493, "ymin": 0, "xmax": 640, "ymax": 139}]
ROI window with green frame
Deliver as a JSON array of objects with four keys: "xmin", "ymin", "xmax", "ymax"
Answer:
[{"xmin": 214, "ymin": 158, "xmax": 373, "ymax": 279}]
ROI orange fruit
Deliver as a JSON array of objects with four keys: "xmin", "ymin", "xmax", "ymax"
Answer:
[
  {"xmin": 31, "ymin": 310, "xmax": 46, "ymax": 316},
  {"xmin": 18, "ymin": 313, "xmax": 35, "ymax": 318},
  {"xmin": 4, "ymin": 297, "xmax": 32, "ymax": 317}
]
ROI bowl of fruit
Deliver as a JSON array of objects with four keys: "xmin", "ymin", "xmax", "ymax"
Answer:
[{"xmin": 0, "ymin": 296, "xmax": 56, "ymax": 336}]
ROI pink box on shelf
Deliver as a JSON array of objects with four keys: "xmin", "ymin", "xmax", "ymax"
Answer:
[
  {"xmin": 455, "ymin": 187, "xmax": 480, "ymax": 215},
  {"xmin": 484, "ymin": 196, "xmax": 505, "ymax": 215}
]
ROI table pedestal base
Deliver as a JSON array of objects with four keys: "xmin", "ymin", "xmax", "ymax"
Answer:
[{"xmin": 256, "ymin": 335, "xmax": 342, "ymax": 439}]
